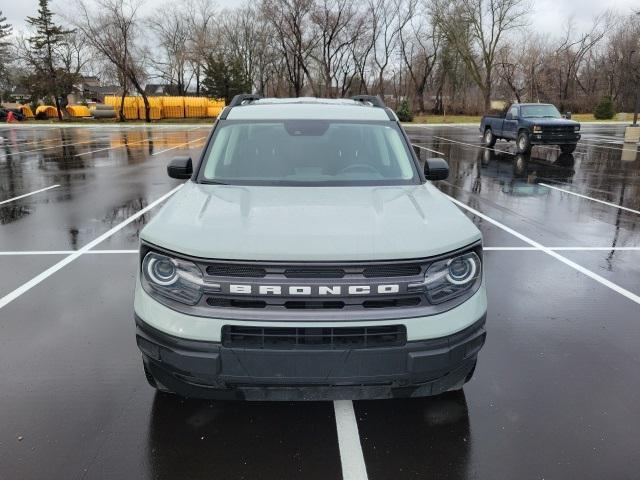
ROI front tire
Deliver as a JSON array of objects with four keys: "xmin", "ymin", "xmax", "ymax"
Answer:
[
  {"xmin": 483, "ymin": 128, "xmax": 496, "ymax": 147},
  {"xmin": 516, "ymin": 131, "xmax": 532, "ymax": 154},
  {"xmin": 560, "ymin": 144, "xmax": 577, "ymax": 154}
]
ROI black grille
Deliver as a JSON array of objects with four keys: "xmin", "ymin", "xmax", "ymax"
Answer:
[
  {"xmin": 363, "ymin": 264, "xmax": 421, "ymax": 277},
  {"xmin": 284, "ymin": 267, "xmax": 345, "ymax": 278},
  {"xmin": 284, "ymin": 300, "xmax": 345, "ymax": 309},
  {"xmin": 222, "ymin": 325, "xmax": 407, "ymax": 349},
  {"xmin": 205, "ymin": 296, "xmax": 424, "ymax": 309},
  {"xmin": 206, "ymin": 264, "xmax": 266, "ymax": 277},
  {"xmin": 205, "ymin": 262, "xmax": 422, "ymax": 279},
  {"xmin": 362, "ymin": 297, "xmax": 421, "ymax": 308},
  {"xmin": 544, "ymin": 126, "xmax": 574, "ymax": 133},
  {"xmin": 207, "ymin": 298, "xmax": 267, "ymax": 308}
]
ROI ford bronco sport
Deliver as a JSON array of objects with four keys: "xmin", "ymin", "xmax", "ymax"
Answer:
[{"xmin": 134, "ymin": 95, "xmax": 487, "ymax": 400}]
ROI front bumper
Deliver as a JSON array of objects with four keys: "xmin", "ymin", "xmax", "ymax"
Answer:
[
  {"xmin": 531, "ymin": 133, "xmax": 581, "ymax": 144},
  {"xmin": 136, "ymin": 314, "xmax": 486, "ymax": 401}
]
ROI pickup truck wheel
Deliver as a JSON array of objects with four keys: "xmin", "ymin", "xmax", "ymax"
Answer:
[
  {"xmin": 516, "ymin": 131, "xmax": 532, "ymax": 154},
  {"xmin": 560, "ymin": 144, "xmax": 577, "ymax": 154},
  {"xmin": 483, "ymin": 128, "xmax": 496, "ymax": 147}
]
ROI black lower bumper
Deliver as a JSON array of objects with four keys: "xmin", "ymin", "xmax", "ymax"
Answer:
[
  {"xmin": 135, "ymin": 315, "xmax": 486, "ymax": 401},
  {"xmin": 531, "ymin": 133, "xmax": 581, "ymax": 145}
]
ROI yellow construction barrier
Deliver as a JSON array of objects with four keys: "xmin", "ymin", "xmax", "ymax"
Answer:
[
  {"xmin": 104, "ymin": 95, "xmax": 139, "ymax": 119},
  {"xmin": 102, "ymin": 95, "xmax": 225, "ymax": 120},
  {"xmin": 19, "ymin": 105, "xmax": 34, "ymax": 119},
  {"xmin": 207, "ymin": 99, "xmax": 225, "ymax": 118},
  {"xmin": 138, "ymin": 97, "xmax": 162, "ymax": 120},
  {"xmin": 35, "ymin": 105, "xmax": 59, "ymax": 118},
  {"xmin": 161, "ymin": 96, "xmax": 185, "ymax": 118},
  {"xmin": 185, "ymin": 97, "xmax": 208, "ymax": 118},
  {"xmin": 67, "ymin": 105, "xmax": 92, "ymax": 117}
]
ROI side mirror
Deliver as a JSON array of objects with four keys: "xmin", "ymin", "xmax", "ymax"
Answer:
[
  {"xmin": 424, "ymin": 157, "xmax": 449, "ymax": 181},
  {"xmin": 565, "ymin": 111, "xmax": 572, "ymax": 119},
  {"xmin": 167, "ymin": 157, "xmax": 193, "ymax": 179}
]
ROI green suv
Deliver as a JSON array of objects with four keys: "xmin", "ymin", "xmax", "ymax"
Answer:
[{"xmin": 134, "ymin": 95, "xmax": 487, "ymax": 400}]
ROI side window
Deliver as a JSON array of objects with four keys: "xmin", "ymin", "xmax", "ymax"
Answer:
[{"xmin": 509, "ymin": 106, "xmax": 518, "ymax": 119}]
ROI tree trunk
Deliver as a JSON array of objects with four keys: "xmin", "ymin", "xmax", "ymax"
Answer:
[
  {"xmin": 54, "ymin": 96, "xmax": 63, "ymax": 121},
  {"xmin": 196, "ymin": 65, "xmax": 201, "ymax": 96},
  {"xmin": 118, "ymin": 89, "xmax": 127, "ymax": 122},
  {"xmin": 142, "ymin": 94, "xmax": 150, "ymax": 123},
  {"xmin": 483, "ymin": 87, "xmax": 491, "ymax": 113}
]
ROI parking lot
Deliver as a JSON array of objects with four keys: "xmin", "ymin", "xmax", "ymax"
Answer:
[{"xmin": 1, "ymin": 122, "xmax": 639, "ymax": 479}]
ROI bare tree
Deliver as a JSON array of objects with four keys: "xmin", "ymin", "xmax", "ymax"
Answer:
[
  {"xmin": 309, "ymin": 0, "xmax": 362, "ymax": 97},
  {"xmin": 433, "ymin": 0, "xmax": 529, "ymax": 112},
  {"xmin": 368, "ymin": 0, "xmax": 415, "ymax": 95},
  {"xmin": 72, "ymin": 0, "xmax": 152, "ymax": 122},
  {"xmin": 399, "ymin": 1, "xmax": 440, "ymax": 112},
  {"xmin": 262, "ymin": 0, "xmax": 318, "ymax": 96},
  {"xmin": 148, "ymin": 6, "xmax": 192, "ymax": 94},
  {"xmin": 183, "ymin": 0, "xmax": 217, "ymax": 95},
  {"xmin": 546, "ymin": 14, "xmax": 610, "ymax": 111}
]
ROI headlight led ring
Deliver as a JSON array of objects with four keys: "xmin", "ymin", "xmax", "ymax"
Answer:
[
  {"xmin": 445, "ymin": 256, "xmax": 477, "ymax": 285},
  {"xmin": 146, "ymin": 256, "xmax": 178, "ymax": 286}
]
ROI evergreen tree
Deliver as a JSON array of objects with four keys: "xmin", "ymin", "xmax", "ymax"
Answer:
[
  {"xmin": 396, "ymin": 100, "xmax": 414, "ymax": 122},
  {"xmin": 594, "ymin": 96, "xmax": 615, "ymax": 120},
  {"xmin": 202, "ymin": 56, "xmax": 251, "ymax": 104},
  {"xmin": 26, "ymin": 0, "xmax": 75, "ymax": 120}
]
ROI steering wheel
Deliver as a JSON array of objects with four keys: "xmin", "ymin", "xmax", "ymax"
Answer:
[{"xmin": 339, "ymin": 163, "xmax": 379, "ymax": 175}]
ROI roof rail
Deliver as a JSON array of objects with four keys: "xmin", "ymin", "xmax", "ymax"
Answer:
[
  {"xmin": 350, "ymin": 95, "xmax": 386, "ymax": 108},
  {"xmin": 228, "ymin": 94, "xmax": 263, "ymax": 107}
]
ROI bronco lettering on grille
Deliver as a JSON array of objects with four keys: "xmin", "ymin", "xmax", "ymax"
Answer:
[{"xmin": 228, "ymin": 284, "xmax": 400, "ymax": 295}]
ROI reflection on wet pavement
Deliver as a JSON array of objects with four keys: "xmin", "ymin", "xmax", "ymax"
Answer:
[{"xmin": 0, "ymin": 124, "xmax": 639, "ymax": 480}]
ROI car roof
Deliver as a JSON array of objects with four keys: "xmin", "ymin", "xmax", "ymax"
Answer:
[
  {"xmin": 225, "ymin": 97, "xmax": 392, "ymax": 121},
  {"xmin": 513, "ymin": 103, "xmax": 554, "ymax": 107}
]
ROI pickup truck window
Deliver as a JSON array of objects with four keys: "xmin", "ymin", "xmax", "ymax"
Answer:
[
  {"xmin": 199, "ymin": 120, "xmax": 419, "ymax": 186},
  {"xmin": 520, "ymin": 104, "xmax": 562, "ymax": 119},
  {"xmin": 508, "ymin": 106, "xmax": 518, "ymax": 119}
]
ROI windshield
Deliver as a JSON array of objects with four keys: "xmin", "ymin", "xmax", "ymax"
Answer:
[
  {"xmin": 198, "ymin": 120, "xmax": 419, "ymax": 186},
  {"xmin": 520, "ymin": 105, "xmax": 561, "ymax": 119}
]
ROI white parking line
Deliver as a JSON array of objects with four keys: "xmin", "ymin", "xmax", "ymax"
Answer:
[
  {"xmin": 484, "ymin": 246, "xmax": 640, "ymax": 251},
  {"xmin": 0, "ymin": 185, "xmax": 183, "ymax": 311},
  {"xmin": 151, "ymin": 136, "xmax": 207, "ymax": 156},
  {"xmin": 412, "ymin": 144, "xmax": 445, "ymax": 156},
  {"xmin": 0, "ymin": 250, "xmax": 139, "ymax": 255},
  {"xmin": 74, "ymin": 137, "xmax": 151, "ymax": 157},
  {"xmin": 539, "ymin": 183, "xmax": 640, "ymax": 215},
  {"xmin": 433, "ymin": 136, "xmax": 515, "ymax": 155},
  {"xmin": 334, "ymin": 401, "xmax": 368, "ymax": 480},
  {"xmin": 0, "ymin": 185, "xmax": 60, "ymax": 206},
  {"xmin": 1, "ymin": 139, "xmax": 95, "ymax": 157},
  {"xmin": 446, "ymin": 194, "xmax": 640, "ymax": 305}
]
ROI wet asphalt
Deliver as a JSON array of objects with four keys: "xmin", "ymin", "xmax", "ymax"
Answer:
[{"xmin": 0, "ymin": 122, "xmax": 639, "ymax": 479}]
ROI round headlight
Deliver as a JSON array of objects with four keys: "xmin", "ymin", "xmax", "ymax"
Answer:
[
  {"xmin": 446, "ymin": 255, "xmax": 477, "ymax": 285},
  {"xmin": 146, "ymin": 256, "xmax": 177, "ymax": 286}
]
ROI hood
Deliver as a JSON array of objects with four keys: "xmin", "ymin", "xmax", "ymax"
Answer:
[
  {"xmin": 525, "ymin": 118, "xmax": 579, "ymax": 127},
  {"xmin": 141, "ymin": 182, "xmax": 481, "ymax": 261}
]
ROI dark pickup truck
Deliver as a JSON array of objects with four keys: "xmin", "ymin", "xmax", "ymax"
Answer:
[{"xmin": 479, "ymin": 103, "xmax": 580, "ymax": 154}]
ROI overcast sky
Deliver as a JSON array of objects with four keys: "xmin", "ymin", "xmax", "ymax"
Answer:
[{"xmin": 2, "ymin": 0, "xmax": 639, "ymax": 37}]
